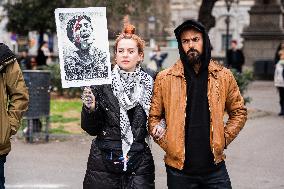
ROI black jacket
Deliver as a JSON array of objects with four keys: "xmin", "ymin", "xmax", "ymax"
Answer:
[
  {"xmin": 227, "ymin": 49, "xmax": 245, "ymax": 68},
  {"xmin": 81, "ymin": 84, "xmax": 155, "ymax": 189}
]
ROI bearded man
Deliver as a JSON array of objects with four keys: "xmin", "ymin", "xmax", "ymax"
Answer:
[{"xmin": 148, "ymin": 20, "xmax": 247, "ymax": 188}]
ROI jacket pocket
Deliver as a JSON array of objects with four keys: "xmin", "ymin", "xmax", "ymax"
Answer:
[{"xmin": 0, "ymin": 116, "xmax": 11, "ymax": 145}]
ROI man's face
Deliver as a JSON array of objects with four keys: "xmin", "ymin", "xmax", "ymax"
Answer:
[
  {"xmin": 231, "ymin": 41, "xmax": 237, "ymax": 49},
  {"xmin": 180, "ymin": 28, "xmax": 203, "ymax": 64},
  {"xmin": 73, "ymin": 18, "xmax": 93, "ymax": 48}
]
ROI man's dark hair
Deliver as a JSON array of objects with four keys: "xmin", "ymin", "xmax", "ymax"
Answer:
[
  {"xmin": 174, "ymin": 19, "xmax": 212, "ymax": 71},
  {"xmin": 231, "ymin": 40, "xmax": 237, "ymax": 44},
  {"xmin": 66, "ymin": 15, "xmax": 92, "ymax": 42}
]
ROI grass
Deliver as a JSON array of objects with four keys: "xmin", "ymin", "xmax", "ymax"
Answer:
[
  {"xmin": 50, "ymin": 114, "xmax": 79, "ymax": 123},
  {"xmin": 49, "ymin": 125, "xmax": 71, "ymax": 134},
  {"xmin": 49, "ymin": 98, "xmax": 82, "ymax": 134},
  {"xmin": 19, "ymin": 98, "xmax": 83, "ymax": 138},
  {"xmin": 50, "ymin": 99, "xmax": 82, "ymax": 114}
]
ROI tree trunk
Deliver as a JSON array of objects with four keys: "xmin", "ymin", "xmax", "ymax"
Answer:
[{"xmin": 198, "ymin": 0, "xmax": 219, "ymax": 32}]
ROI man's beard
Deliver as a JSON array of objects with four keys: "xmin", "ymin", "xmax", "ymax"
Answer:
[{"xmin": 186, "ymin": 48, "xmax": 201, "ymax": 65}]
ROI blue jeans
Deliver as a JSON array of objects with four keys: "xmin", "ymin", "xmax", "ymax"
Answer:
[
  {"xmin": 166, "ymin": 163, "xmax": 232, "ymax": 189},
  {"xmin": 0, "ymin": 154, "xmax": 7, "ymax": 189}
]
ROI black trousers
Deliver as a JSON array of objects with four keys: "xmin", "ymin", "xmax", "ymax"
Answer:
[
  {"xmin": 0, "ymin": 154, "xmax": 7, "ymax": 189},
  {"xmin": 278, "ymin": 87, "xmax": 284, "ymax": 113},
  {"xmin": 166, "ymin": 164, "xmax": 232, "ymax": 189}
]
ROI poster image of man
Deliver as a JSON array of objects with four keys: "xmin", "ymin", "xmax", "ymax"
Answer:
[{"xmin": 55, "ymin": 8, "xmax": 111, "ymax": 88}]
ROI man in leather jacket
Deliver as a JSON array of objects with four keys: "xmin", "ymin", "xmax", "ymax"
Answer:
[{"xmin": 149, "ymin": 20, "xmax": 247, "ymax": 188}]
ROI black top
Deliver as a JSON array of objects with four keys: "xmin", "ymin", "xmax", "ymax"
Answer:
[
  {"xmin": 183, "ymin": 67, "xmax": 219, "ymax": 174},
  {"xmin": 227, "ymin": 49, "xmax": 245, "ymax": 69}
]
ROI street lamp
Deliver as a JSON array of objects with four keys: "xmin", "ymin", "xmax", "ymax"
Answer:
[
  {"xmin": 148, "ymin": 16, "xmax": 156, "ymax": 47},
  {"xmin": 224, "ymin": 0, "xmax": 239, "ymax": 66}
]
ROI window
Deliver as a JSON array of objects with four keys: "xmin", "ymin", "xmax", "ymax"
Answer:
[{"xmin": 222, "ymin": 34, "xmax": 232, "ymax": 51}]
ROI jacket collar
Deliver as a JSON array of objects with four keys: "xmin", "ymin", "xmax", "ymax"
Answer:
[{"xmin": 168, "ymin": 59, "xmax": 223, "ymax": 79}]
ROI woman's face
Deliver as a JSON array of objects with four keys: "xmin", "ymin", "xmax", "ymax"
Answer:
[{"xmin": 116, "ymin": 38, "xmax": 143, "ymax": 72}]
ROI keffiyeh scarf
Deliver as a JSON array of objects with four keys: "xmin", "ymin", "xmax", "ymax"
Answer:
[{"xmin": 111, "ymin": 64, "xmax": 153, "ymax": 171}]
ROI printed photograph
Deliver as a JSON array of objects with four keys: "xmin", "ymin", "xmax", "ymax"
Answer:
[{"xmin": 55, "ymin": 7, "xmax": 111, "ymax": 88}]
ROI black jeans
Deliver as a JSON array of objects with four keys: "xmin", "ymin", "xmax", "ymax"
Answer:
[
  {"xmin": 0, "ymin": 154, "xmax": 7, "ymax": 189},
  {"xmin": 166, "ymin": 164, "xmax": 232, "ymax": 189},
  {"xmin": 278, "ymin": 87, "xmax": 284, "ymax": 113}
]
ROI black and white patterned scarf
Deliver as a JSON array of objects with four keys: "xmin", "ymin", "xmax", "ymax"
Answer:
[{"xmin": 111, "ymin": 64, "xmax": 153, "ymax": 171}]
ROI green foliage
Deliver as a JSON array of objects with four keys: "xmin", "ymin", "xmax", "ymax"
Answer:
[
  {"xmin": 45, "ymin": 64, "xmax": 82, "ymax": 98},
  {"xmin": 231, "ymin": 69, "xmax": 254, "ymax": 104},
  {"xmin": 4, "ymin": 0, "xmax": 152, "ymax": 36},
  {"xmin": 4, "ymin": 0, "xmax": 66, "ymax": 35}
]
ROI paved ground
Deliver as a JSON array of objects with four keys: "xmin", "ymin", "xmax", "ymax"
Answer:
[{"xmin": 5, "ymin": 81, "xmax": 284, "ymax": 189}]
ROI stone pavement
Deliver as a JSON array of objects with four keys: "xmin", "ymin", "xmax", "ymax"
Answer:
[{"xmin": 5, "ymin": 81, "xmax": 284, "ymax": 189}]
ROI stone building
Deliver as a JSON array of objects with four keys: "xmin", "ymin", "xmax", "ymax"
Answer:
[{"xmin": 168, "ymin": 0, "xmax": 254, "ymax": 58}]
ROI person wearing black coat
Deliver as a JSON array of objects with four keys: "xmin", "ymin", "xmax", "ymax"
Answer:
[
  {"xmin": 81, "ymin": 24, "xmax": 159, "ymax": 189},
  {"xmin": 226, "ymin": 40, "xmax": 245, "ymax": 73}
]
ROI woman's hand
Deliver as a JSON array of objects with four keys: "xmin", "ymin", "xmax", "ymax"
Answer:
[
  {"xmin": 152, "ymin": 119, "xmax": 166, "ymax": 140},
  {"xmin": 82, "ymin": 87, "xmax": 96, "ymax": 111}
]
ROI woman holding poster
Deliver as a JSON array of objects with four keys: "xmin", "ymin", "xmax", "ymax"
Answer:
[{"xmin": 81, "ymin": 24, "xmax": 161, "ymax": 188}]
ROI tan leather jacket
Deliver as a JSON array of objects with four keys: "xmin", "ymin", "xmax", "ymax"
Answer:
[
  {"xmin": 149, "ymin": 60, "xmax": 247, "ymax": 170},
  {"xmin": 0, "ymin": 60, "xmax": 29, "ymax": 155}
]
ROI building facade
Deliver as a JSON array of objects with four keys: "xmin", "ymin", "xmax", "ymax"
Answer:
[{"xmin": 169, "ymin": 0, "xmax": 254, "ymax": 57}]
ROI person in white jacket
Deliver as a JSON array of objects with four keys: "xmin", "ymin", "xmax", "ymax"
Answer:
[{"xmin": 274, "ymin": 42, "xmax": 284, "ymax": 116}]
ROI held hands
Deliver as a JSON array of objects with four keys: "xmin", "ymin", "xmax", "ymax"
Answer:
[
  {"xmin": 152, "ymin": 119, "xmax": 166, "ymax": 140},
  {"xmin": 81, "ymin": 87, "xmax": 96, "ymax": 111}
]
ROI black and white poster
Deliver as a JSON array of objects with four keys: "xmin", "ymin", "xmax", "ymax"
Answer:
[{"xmin": 55, "ymin": 7, "xmax": 111, "ymax": 88}]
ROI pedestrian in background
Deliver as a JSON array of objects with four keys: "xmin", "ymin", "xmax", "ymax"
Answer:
[
  {"xmin": 29, "ymin": 57, "xmax": 38, "ymax": 70},
  {"xmin": 36, "ymin": 41, "xmax": 51, "ymax": 66},
  {"xmin": 149, "ymin": 44, "xmax": 168, "ymax": 72},
  {"xmin": 149, "ymin": 20, "xmax": 247, "ymax": 189},
  {"xmin": 18, "ymin": 50, "xmax": 30, "ymax": 70},
  {"xmin": 0, "ymin": 43, "xmax": 29, "ymax": 189},
  {"xmin": 226, "ymin": 40, "xmax": 245, "ymax": 73},
  {"xmin": 274, "ymin": 41, "xmax": 284, "ymax": 116},
  {"xmin": 81, "ymin": 24, "xmax": 155, "ymax": 189},
  {"xmin": 274, "ymin": 41, "xmax": 283, "ymax": 65}
]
